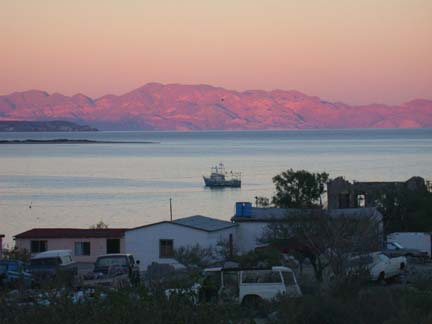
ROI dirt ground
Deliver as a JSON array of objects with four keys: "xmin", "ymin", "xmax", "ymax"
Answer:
[
  {"xmin": 291, "ymin": 257, "xmax": 432, "ymax": 290},
  {"xmin": 404, "ymin": 258, "xmax": 432, "ymax": 283}
]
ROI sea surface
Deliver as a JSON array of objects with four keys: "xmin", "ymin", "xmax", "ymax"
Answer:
[{"xmin": 1, "ymin": 128, "xmax": 431, "ymax": 245}]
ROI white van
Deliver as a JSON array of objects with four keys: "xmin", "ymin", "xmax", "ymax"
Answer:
[{"xmin": 199, "ymin": 266, "xmax": 302, "ymax": 305}]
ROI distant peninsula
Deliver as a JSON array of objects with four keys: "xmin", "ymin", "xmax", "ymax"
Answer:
[
  {"xmin": 0, "ymin": 139, "xmax": 157, "ymax": 144},
  {"xmin": 0, "ymin": 120, "xmax": 98, "ymax": 132}
]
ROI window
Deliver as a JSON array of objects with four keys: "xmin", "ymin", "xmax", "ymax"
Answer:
[
  {"xmin": 30, "ymin": 240, "xmax": 47, "ymax": 253},
  {"xmin": 338, "ymin": 193, "xmax": 350, "ymax": 208},
  {"xmin": 106, "ymin": 239, "xmax": 120, "ymax": 254},
  {"xmin": 30, "ymin": 257, "xmax": 61, "ymax": 266},
  {"xmin": 241, "ymin": 270, "xmax": 282, "ymax": 284},
  {"xmin": 74, "ymin": 242, "xmax": 91, "ymax": 256},
  {"xmin": 159, "ymin": 239, "xmax": 174, "ymax": 258},
  {"xmin": 356, "ymin": 194, "xmax": 366, "ymax": 208}
]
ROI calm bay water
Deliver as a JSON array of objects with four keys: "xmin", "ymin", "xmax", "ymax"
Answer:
[{"xmin": 1, "ymin": 128, "xmax": 431, "ymax": 245}]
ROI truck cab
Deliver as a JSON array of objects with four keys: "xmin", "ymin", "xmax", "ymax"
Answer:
[
  {"xmin": 29, "ymin": 250, "xmax": 77, "ymax": 283},
  {"xmin": 93, "ymin": 254, "xmax": 140, "ymax": 285}
]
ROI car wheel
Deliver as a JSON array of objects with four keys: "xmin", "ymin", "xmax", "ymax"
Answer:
[
  {"xmin": 378, "ymin": 272, "xmax": 386, "ymax": 284},
  {"xmin": 242, "ymin": 295, "xmax": 262, "ymax": 309}
]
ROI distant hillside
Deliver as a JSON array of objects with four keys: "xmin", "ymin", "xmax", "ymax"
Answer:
[
  {"xmin": 1, "ymin": 84, "xmax": 431, "ymax": 130},
  {"xmin": 0, "ymin": 120, "xmax": 98, "ymax": 132}
]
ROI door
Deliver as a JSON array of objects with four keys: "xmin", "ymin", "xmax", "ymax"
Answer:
[{"xmin": 221, "ymin": 271, "xmax": 240, "ymax": 302}]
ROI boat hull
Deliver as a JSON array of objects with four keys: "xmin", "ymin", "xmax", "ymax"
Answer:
[{"xmin": 203, "ymin": 176, "xmax": 241, "ymax": 188}]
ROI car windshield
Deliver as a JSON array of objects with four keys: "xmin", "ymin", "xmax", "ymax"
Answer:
[
  {"xmin": 392, "ymin": 242, "xmax": 404, "ymax": 249},
  {"xmin": 96, "ymin": 256, "xmax": 127, "ymax": 267},
  {"xmin": 30, "ymin": 257, "xmax": 61, "ymax": 266},
  {"xmin": 378, "ymin": 254, "xmax": 390, "ymax": 262},
  {"xmin": 348, "ymin": 255, "xmax": 374, "ymax": 267},
  {"xmin": 281, "ymin": 271, "xmax": 296, "ymax": 286}
]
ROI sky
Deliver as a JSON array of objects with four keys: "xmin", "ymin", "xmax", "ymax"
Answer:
[{"xmin": 1, "ymin": 0, "xmax": 431, "ymax": 105}]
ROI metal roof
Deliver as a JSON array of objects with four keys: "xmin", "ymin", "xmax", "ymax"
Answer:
[
  {"xmin": 128, "ymin": 215, "xmax": 237, "ymax": 233},
  {"xmin": 173, "ymin": 215, "xmax": 237, "ymax": 232}
]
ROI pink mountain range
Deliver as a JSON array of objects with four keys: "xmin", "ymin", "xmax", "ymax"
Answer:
[{"xmin": 1, "ymin": 83, "xmax": 431, "ymax": 130}]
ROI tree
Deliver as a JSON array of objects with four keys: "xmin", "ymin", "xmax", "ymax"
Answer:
[
  {"xmin": 2, "ymin": 247, "xmax": 31, "ymax": 261},
  {"xmin": 90, "ymin": 220, "xmax": 109, "ymax": 229},
  {"xmin": 260, "ymin": 210, "xmax": 382, "ymax": 282},
  {"xmin": 173, "ymin": 244, "xmax": 215, "ymax": 268},
  {"xmin": 373, "ymin": 186, "xmax": 432, "ymax": 233},
  {"xmin": 271, "ymin": 169, "xmax": 329, "ymax": 208},
  {"xmin": 255, "ymin": 196, "xmax": 270, "ymax": 207}
]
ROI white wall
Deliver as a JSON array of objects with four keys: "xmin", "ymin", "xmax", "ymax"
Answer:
[
  {"xmin": 125, "ymin": 223, "xmax": 237, "ymax": 270},
  {"xmin": 236, "ymin": 222, "xmax": 269, "ymax": 253}
]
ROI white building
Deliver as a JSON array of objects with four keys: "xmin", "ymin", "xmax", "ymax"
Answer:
[
  {"xmin": 125, "ymin": 215, "xmax": 237, "ymax": 270},
  {"xmin": 232, "ymin": 202, "xmax": 383, "ymax": 253}
]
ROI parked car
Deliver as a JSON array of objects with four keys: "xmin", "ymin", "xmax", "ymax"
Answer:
[
  {"xmin": 382, "ymin": 241, "xmax": 429, "ymax": 259},
  {"xmin": 348, "ymin": 252, "xmax": 406, "ymax": 282},
  {"xmin": 387, "ymin": 232, "xmax": 432, "ymax": 258},
  {"xmin": 0, "ymin": 260, "xmax": 33, "ymax": 289},
  {"xmin": 90, "ymin": 254, "xmax": 140, "ymax": 286},
  {"xmin": 167, "ymin": 266, "xmax": 302, "ymax": 305},
  {"xmin": 28, "ymin": 250, "xmax": 77, "ymax": 284}
]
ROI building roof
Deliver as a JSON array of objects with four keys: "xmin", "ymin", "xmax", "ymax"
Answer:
[
  {"xmin": 128, "ymin": 215, "xmax": 237, "ymax": 233},
  {"xmin": 232, "ymin": 207, "xmax": 318, "ymax": 222},
  {"xmin": 174, "ymin": 215, "xmax": 237, "ymax": 232},
  {"xmin": 14, "ymin": 228, "xmax": 127, "ymax": 239},
  {"xmin": 231, "ymin": 206, "xmax": 382, "ymax": 222}
]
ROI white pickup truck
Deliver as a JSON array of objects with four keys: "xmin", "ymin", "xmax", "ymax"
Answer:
[{"xmin": 348, "ymin": 252, "xmax": 406, "ymax": 282}]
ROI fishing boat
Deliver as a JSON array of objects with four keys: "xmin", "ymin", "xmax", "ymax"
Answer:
[{"xmin": 203, "ymin": 163, "xmax": 241, "ymax": 188}]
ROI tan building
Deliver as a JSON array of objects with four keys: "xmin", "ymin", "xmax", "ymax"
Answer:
[{"xmin": 14, "ymin": 228, "xmax": 127, "ymax": 263}]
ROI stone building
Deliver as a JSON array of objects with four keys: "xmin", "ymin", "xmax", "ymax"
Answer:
[{"xmin": 327, "ymin": 176, "xmax": 427, "ymax": 210}]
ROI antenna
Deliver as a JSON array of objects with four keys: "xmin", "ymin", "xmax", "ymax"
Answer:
[{"xmin": 169, "ymin": 198, "xmax": 173, "ymax": 221}]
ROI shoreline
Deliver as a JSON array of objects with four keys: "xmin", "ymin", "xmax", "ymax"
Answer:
[{"xmin": 0, "ymin": 139, "xmax": 158, "ymax": 144}]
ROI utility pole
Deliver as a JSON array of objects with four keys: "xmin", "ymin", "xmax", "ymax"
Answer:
[{"xmin": 169, "ymin": 198, "xmax": 173, "ymax": 221}]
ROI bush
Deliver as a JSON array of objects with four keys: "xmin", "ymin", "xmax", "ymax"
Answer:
[
  {"xmin": 272, "ymin": 285, "xmax": 432, "ymax": 324},
  {"xmin": 2, "ymin": 278, "xmax": 432, "ymax": 324},
  {"xmin": 0, "ymin": 287, "xmax": 249, "ymax": 324},
  {"xmin": 234, "ymin": 248, "xmax": 283, "ymax": 268}
]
